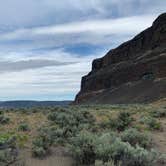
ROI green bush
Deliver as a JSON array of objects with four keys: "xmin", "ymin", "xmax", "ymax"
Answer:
[
  {"xmin": 70, "ymin": 131, "xmax": 158, "ymax": 166},
  {"xmin": 158, "ymin": 154, "xmax": 166, "ymax": 165},
  {"xmin": 109, "ymin": 112, "xmax": 133, "ymax": 131},
  {"xmin": 95, "ymin": 132, "xmax": 117, "ymax": 162},
  {"xmin": 51, "ymin": 128, "xmax": 68, "ymax": 144},
  {"xmin": 0, "ymin": 133, "xmax": 15, "ymax": 146},
  {"xmin": 121, "ymin": 128, "xmax": 152, "ymax": 148},
  {"xmin": 42, "ymin": 127, "xmax": 72, "ymax": 145},
  {"xmin": 0, "ymin": 115, "xmax": 10, "ymax": 125},
  {"xmin": 18, "ymin": 123, "xmax": 30, "ymax": 132},
  {"xmin": 47, "ymin": 108, "xmax": 95, "ymax": 144},
  {"xmin": 32, "ymin": 146, "xmax": 47, "ymax": 158},
  {"xmin": 48, "ymin": 108, "xmax": 95, "ymax": 128},
  {"xmin": 146, "ymin": 117, "xmax": 161, "ymax": 130},
  {"xmin": 48, "ymin": 111, "xmax": 70, "ymax": 127},
  {"xmin": 70, "ymin": 131, "xmax": 97, "ymax": 165},
  {"xmin": 0, "ymin": 134, "xmax": 21, "ymax": 166},
  {"xmin": 32, "ymin": 130, "xmax": 52, "ymax": 158},
  {"xmin": 96, "ymin": 135, "xmax": 158, "ymax": 166},
  {"xmin": 139, "ymin": 116, "xmax": 162, "ymax": 130},
  {"xmin": 32, "ymin": 124, "xmax": 77, "ymax": 157},
  {"xmin": 125, "ymin": 145, "xmax": 158, "ymax": 166},
  {"xmin": 0, "ymin": 110, "xmax": 4, "ymax": 115},
  {"xmin": 39, "ymin": 126, "xmax": 78, "ymax": 145},
  {"xmin": 16, "ymin": 134, "xmax": 29, "ymax": 148},
  {"xmin": 150, "ymin": 109, "xmax": 166, "ymax": 118}
]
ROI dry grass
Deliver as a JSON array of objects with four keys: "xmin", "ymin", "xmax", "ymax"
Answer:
[
  {"xmin": 0, "ymin": 111, "xmax": 48, "ymax": 148},
  {"xmin": 0, "ymin": 99, "xmax": 165, "ymax": 165}
]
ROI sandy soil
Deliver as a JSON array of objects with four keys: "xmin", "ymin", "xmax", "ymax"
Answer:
[
  {"xmin": 21, "ymin": 147, "xmax": 74, "ymax": 166},
  {"xmin": 151, "ymin": 119, "xmax": 166, "ymax": 153}
]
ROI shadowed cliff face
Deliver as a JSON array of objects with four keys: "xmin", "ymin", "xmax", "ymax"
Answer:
[{"xmin": 75, "ymin": 13, "xmax": 166, "ymax": 104}]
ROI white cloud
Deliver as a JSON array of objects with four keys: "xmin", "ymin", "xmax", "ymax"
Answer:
[
  {"xmin": 0, "ymin": 0, "xmax": 164, "ymax": 27},
  {"xmin": 31, "ymin": 15, "xmax": 157, "ymax": 35},
  {"xmin": 0, "ymin": 49, "xmax": 103, "ymax": 100},
  {"xmin": 0, "ymin": 14, "xmax": 157, "ymax": 54},
  {"xmin": 1, "ymin": 15, "xmax": 156, "ymax": 40},
  {"xmin": 0, "ymin": 59, "xmax": 76, "ymax": 73}
]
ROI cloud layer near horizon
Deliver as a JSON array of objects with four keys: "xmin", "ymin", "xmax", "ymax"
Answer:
[{"xmin": 0, "ymin": 0, "xmax": 165, "ymax": 100}]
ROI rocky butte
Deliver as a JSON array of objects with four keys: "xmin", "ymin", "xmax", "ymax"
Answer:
[{"xmin": 75, "ymin": 13, "xmax": 166, "ymax": 104}]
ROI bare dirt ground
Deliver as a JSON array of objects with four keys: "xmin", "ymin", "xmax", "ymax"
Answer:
[
  {"xmin": 151, "ymin": 119, "xmax": 166, "ymax": 153},
  {"xmin": 151, "ymin": 99, "xmax": 166, "ymax": 153},
  {"xmin": 21, "ymin": 148, "xmax": 74, "ymax": 166},
  {"xmin": 25, "ymin": 156, "xmax": 73, "ymax": 166}
]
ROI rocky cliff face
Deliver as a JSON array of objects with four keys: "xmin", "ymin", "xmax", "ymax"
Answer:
[{"xmin": 75, "ymin": 13, "xmax": 166, "ymax": 104}]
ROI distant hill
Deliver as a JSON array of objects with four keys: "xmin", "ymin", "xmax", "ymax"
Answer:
[
  {"xmin": 75, "ymin": 13, "xmax": 166, "ymax": 104},
  {"xmin": 0, "ymin": 100, "xmax": 72, "ymax": 108}
]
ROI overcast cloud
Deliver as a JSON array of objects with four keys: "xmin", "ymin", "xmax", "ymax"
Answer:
[{"xmin": 0, "ymin": 0, "xmax": 165, "ymax": 100}]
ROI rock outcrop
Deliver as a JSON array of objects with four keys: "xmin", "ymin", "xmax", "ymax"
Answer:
[{"xmin": 75, "ymin": 13, "xmax": 166, "ymax": 104}]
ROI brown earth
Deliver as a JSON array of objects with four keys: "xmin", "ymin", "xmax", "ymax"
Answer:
[
  {"xmin": 150, "ymin": 99, "xmax": 166, "ymax": 154},
  {"xmin": 21, "ymin": 147, "xmax": 74, "ymax": 166}
]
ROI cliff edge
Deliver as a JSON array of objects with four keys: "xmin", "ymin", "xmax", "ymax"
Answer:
[{"xmin": 75, "ymin": 13, "xmax": 166, "ymax": 104}]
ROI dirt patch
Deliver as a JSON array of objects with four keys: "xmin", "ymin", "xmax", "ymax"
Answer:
[
  {"xmin": 151, "ymin": 119, "xmax": 166, "ymax": 153},
  {"xmin": 25, "ymin": 156, "xmax": 74, "ymax": 166},
  {"xmin": 21, "ymin": 147, "xmax": 74, "ymax": 166}
]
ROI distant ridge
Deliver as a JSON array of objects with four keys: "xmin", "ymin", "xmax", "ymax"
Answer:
[
  {"xmin": 0, "ymin": 100, "xmax": 72, "ymax": 108},
  {"xmin": 75, "ymin": 13, "xmax": 166, "ymax": 104}
]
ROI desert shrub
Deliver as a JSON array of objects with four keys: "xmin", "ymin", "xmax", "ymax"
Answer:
[
  {"xmin": 139, "ymin": 116, "xmax": 161, "ymax": 130},
  {"xmin": 158, "ymin": 154, "xmax": 166, "ymax": 165},
  {"xmin": 70, "ymin": 131, "xmax": 158, "ymax": 165},
  {"xmin": 89, "ymin": 123, "xmax": 101, "ymax": 133},
  {"xmin": 32, "ymin": 130, "xmax": 52, "ymax": 158},
  {"xmin": 96, "ymin": 136, "xmax": 158, "ymax": 166},
  {"xmin": 32, "ymin": 146, "xmax": 47, "ymax": 158},
  {"xmin": 16, "ymin": 134, "xmax": 29, "ymax": 148},
  {"xmin": 19, "ymin": 108, "xmax": 28, "ymax": 114},
  {"xmin": 50, "ymin": 128, "xmax": 67, "ymax": 144},
  {"xmin": 68, "ymin": 128, "xmax": 158, "ymax": 166},
  {"xmin": 95, "ymin": 132, "xmax": 118, "ymax": 162},
  {"xmin": 0, "ymin": 115, "xmax": 10, "ymax": 124},
  {"xmin": 18, "ymin": 122, "xmax": 30, "ymax": 132},
  {"xmin": 69, "ymin": 131, "xmax": 97, "ymax": 165},
  {"xmin": 47, "ymin": 108, "xmax": 95, "ymax": 142},
  {"xmin": 0, "ymin": 110, "xmax": 4, "ymax": 115},
  {"xmin": 121, "ymin": 128, "xmax": 151, "ymax": 148},
  {"xmin": 32, "ymin": 123, "xmax": 79, "ymax": 157},
  {"xmin": 40, "ymin": 125, "xmax": 79, "ymax": 145},
  {"xmin": 0, "ymin": 133, "xmax": 21, "ymax": 166},
  {"xmin": 59, "ymin": 125, "xmax": 81, "ymax": 142},
  {"xmin": 32, "ymin": 126, "xmax": 65, "ymax": 156},
  {"xmin": 99, "ymin": 120, "xmax": 110, "ymax": 129},
  {"xmin": 125, "ymin": 145, "xmax": 158, "ymax": 166},
  {"xmin": 0, "ymin": 133, "xmax": 15, "ymax": 147},
  {"xmin": 48, "ymin": 108, "xmax": 95, "ymax": 126},
  {"xmin": 0, "ymin": 149, "xmax": 17, "ymax": 166},
  {"xmin": 139, "ymin": 116, "xmax": 150, "ymax": 124},
  {"xmin": 43, "ymin": 127, "xmax": 71, "ymax": 145},
  {"xmin": 48, "ymin": 111, "xmax": 70, "ymax": 127},
  {"xmin": 150, "ymin": 109, "xmax": 166, "ymax": 118},
  {"xmin": 109, "ymin": 112, "xmax": 133, "ymax": 131},
  {"xmin": 146, "ymin": 117, "xmax": 161, "ymax": 130}
]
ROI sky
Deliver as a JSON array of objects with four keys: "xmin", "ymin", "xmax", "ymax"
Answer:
[{"xmin": 0, "ymin": 0, "xmax": 165, "ymax": 101}]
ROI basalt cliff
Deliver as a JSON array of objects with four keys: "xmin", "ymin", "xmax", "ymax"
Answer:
[{"xmin": 75, "ymin": 13, "xmax": 166, "ymax": 104}]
